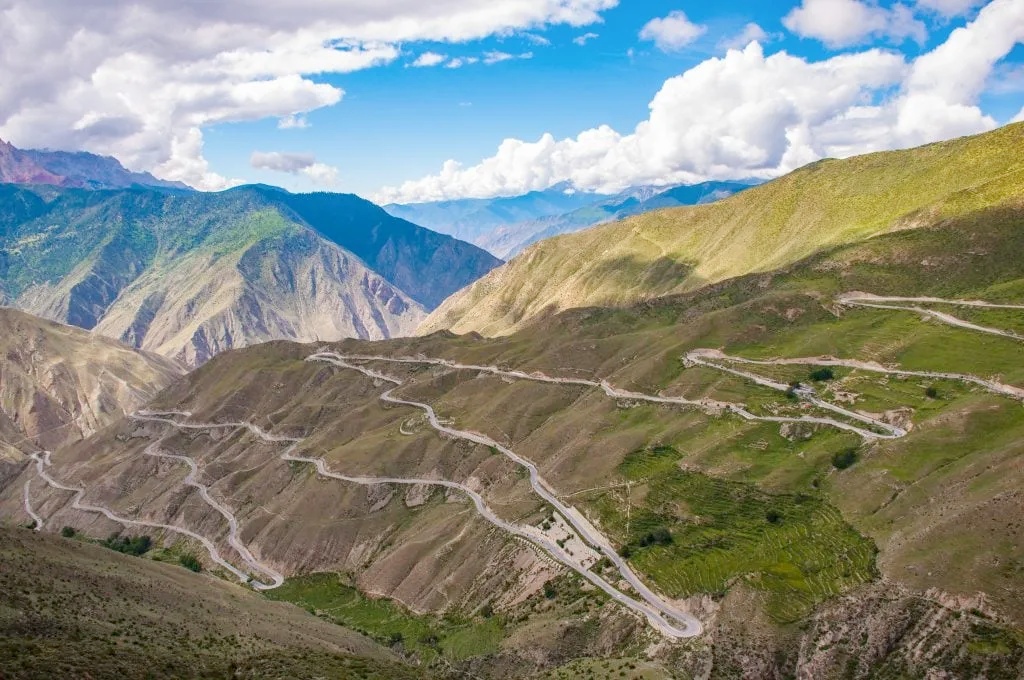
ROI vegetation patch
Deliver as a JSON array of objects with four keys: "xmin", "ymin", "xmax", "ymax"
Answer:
[
  {"xmin": 101, "ymin": 533, "xmax": 153, "ymax": 557},
  {"xmin": 603, "ymin": 446, "xmax": 877, "ymax": 621},
  {"xmin": 264, "ymin": 573, "xmax": 504, "ymax": 663}
]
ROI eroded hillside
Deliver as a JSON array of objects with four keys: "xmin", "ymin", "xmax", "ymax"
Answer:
[
  {"xmin": 0, "ymin": 308, "xmax": 183, "ymax": 457},
  {"xmin": 4, "ymin": 204, "xmax": 1023, "ymax": 677}
]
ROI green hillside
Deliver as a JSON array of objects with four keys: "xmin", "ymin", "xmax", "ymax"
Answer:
[
  {"xmin": 0, "ymin": 185, "xmax": 499, "ymax": 365},
  {"xmin": 420, "ymin": 122, "xmax": 1024, "ymax": 337}
]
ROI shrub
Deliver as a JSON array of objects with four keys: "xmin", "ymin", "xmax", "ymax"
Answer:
[
  {"xmin": 638, "ymin": 527, "xmax": 673, "ymax": 547},
  {"xmin": 925, "ymin": 386, "xmax": 940, "ymax": 399},
  {"xmin": 543, "ymin": 582, "xmax": 557, "ymax": 599},
  {"xmin": 387, "ymin": 632, "xmax": 404, "ymax": 646},
  {"xmin": 60, "ymin": 526, "xmax": 76, "ymax": 538},
  {"xmin": 765, "ymin": 509, "xmax": 782, "ymax": 524},
  {"xmin": 832, "ymin": 449, "xmax": 858, "ymax": 470},
  {"xmin": 102, "ymin": 533, "xmax": 153, "ymax": 556},
  {"xmin": 179, "ymin": 554, "xmax": 202, "ymax": 573},
  {"xmin": 810, "ymin": 368, "xmax": 835, "ymax": 382}
]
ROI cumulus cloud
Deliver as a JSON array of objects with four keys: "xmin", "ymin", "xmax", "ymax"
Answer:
[
  {"xmin": 250, "ymin": 151, "xmax": 339, "ymax": 186},
  {"xmin": 639, "ymin": 11, "xmax": 707, "ymax": 52},
  {"xmin": 411, "ymin": 51, "xmax": 448, "ymax": 67},
  {"xmin": 573, "ymin": 32, "xmax": 600, "ymax": 46},
  {"xmin": 915, "ymin": 0, "xmax": 985, "ymax": 17},
  {"xmin": 783, "ymin": 0, "xmax": 926, "ymax": 48},
  {"xmin": 374, "ymin": 0, "xmax": 1024, "ymax": 203},
  {"xmin": 0, "ymin": 0, "xmax": 618, "ymax": 189},
  {"xmin": 718, "ymin": 23, "xmax": 771, "ymax": 51}
]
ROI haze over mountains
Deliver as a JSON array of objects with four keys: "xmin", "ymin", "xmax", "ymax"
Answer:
[{"xmin": 386, "ymin": 181, "xmax": 752, "ymax": 259}]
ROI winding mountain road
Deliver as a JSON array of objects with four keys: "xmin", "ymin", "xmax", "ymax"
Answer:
[
  {"xmin": 315, "ymin": 352, "xmax": 901, "ymax": 440},
  {"xmin": 135, "ymin": 436, "xmax": 285, "ymax": 588},
  {"xmin": 25, "ymin": 450, "xmax": 264, "ymax": 587},
  {"xmin": 23, "ymin": 478, "xmax": 43, "ymax": 530},
  {"xmin": 838, "ymin": 293, "xmax": 1024, "ymax": 341},
  {"xmin": 305, "ymin": 353, "xmax": 703, "ymax": 638},
  {"xmin": 685, "ymin": 349, "xmax": 1024, "ymax": 401}
]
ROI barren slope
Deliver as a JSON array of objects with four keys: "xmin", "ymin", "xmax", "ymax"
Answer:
[
  {"xmin": 0, "ymin": 526, "xmax": 424, "ymax": 679},
  {"xmin": 0, "ymin": 308, "xmax": 183, "ymax": 456}
]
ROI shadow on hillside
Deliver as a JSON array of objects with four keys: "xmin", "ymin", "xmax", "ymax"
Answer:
[{"xmin": 584, "ymin": 254, "xmax": 701, "ymax": 298}]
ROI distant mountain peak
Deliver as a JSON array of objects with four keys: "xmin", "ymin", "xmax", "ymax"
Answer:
[{"xmin": 0, "ymin": 139, "xmax": 189, "ymax": 191}]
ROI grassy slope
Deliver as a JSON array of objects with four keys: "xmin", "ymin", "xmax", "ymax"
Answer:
[
  {"xmin": 350, "ymin": 204, "xmax": 1024, "ymax": 627},
  {"xmin": 420, "ymin": 122, "xmax": 1024, "ymax": 337},
  {"xmin": 0, "ymin": 526, "xmax": 428, "ymax": 680}
]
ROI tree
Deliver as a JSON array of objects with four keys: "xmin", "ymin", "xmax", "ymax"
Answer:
[
  {"xmin": 179, "ymin": 554, "xmax": 202, "ymax": 573},
  {"xmin": 832, "ymin": 449, "xmax": 858, "ymax": 470},
  {"xmin": 810, "ymin": 368, "xmax": 835, "ymax": 382},
  {"xmin": 925, "ymin": 386, "xmax": 939, "ymax": 399},
  {"xmin": 60, "ymin": 526, "xmax": 76, "ymax": 538},
  {"xmin": 543, "ymin": 582, "xmax": 557, "ymax": 599},
  {"xmin": 765, "ymin": 509, "xmax": 782, "ymax": 524}
]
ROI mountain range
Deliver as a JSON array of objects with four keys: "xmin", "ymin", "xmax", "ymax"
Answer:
[
  {"xmin": 2, "ymin": 124, "xmax": 1024, "ymax": 678},
  {"xmin": 0, "ymin": 167, "xmax": 500, "ymax": 366},
  {"xmin": 386, "ymin": 181, "xmax": 751, "ymax": 259},
  {"xmin": 421, "ymin": 122, "xmax": 1024, "ymax": 337},
  {"xmin": 0, "ymin": 138, "xmax": 188, "ymax": 190}
]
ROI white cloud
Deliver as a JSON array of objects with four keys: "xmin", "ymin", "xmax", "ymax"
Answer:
[
  {"xmin": 523, "ymin": 33, "xmax": 552, "ymax": 46},
  {"xmin": 639, "ymin": 11, "xmax": 707, "ymax": 52},
  {"xmin": 411, "ymin": 51, "xmax": 448, "ymax": 67},
  {"xmin": 0, "ymin": 0, "xmax": 618, "ymax": 189},
  {"xmin": 250, "ymin": 150, "xmax": 339, "ymax": 186},
  {"xmin": 915, "ymin": 0, "xmax": 985, "ymax": 17},
  {"xmin": 278, "ymin": 114, "xmax": 310, "ymax": 129},
  {"xmin": 1013, "ymin": 107, "xmax": 1024, "ymax": 123},
  {"xmin": 783, "ymin": 0, "xmax": 926, "ymax": 48},
  {"xmin": 574, "ymin": 32, "xmax": 599, "ymax": 46},
  {"xmin": 445, "ymin": 57, "xmax": 480, "ymax": 68},
  {"xmin": 718, "ymin": 23, "xmax": 770, "ymax": 51},
  {"xmin": 374, "ymin": 0, "xmax": 1024, "ymax": 203},
  {"xmin": 483, "ymin": 51, "xmax": 534, "ymax": 65}
]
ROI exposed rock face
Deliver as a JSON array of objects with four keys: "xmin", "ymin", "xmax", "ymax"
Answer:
[
  {"xmin": 0, "ymin": 184, "xmax": 499, "ymax": 366},
  {"xmin": 92, "ymin": 229, "xmax": 424, "ymax": 367},
  {"xmin": 0, "ymin": 308, "xmax": 183, "ymax": 455}
]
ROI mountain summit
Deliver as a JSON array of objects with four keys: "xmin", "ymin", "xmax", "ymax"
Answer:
[{"xmin": 0, "ymin": 138, "xmax": 188, "ymax": 190}]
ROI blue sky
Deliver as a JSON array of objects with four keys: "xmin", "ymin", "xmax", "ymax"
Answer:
[
  {"xmin": 2, "ymin": 1, "xmax": 1021, "ymax": 201},
  {"xmin": 201, "ymin": 0, "xmax": 1024, "ymax": 200}
]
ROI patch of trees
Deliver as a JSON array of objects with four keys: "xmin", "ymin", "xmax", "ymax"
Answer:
[
  {"xmin": 102, "ymin": 533, "xmax": 152, "ymax": 556},
  {"xmin": 832, "ymin": 448, "xmax": 859, "ymax": 470},
  {"xmin": 637, "ymin": 527, "xmax": 673, "ymax": 547},
  {"xmin": 179, "ymin": 554, "xmax": 202, "ymax": 572},
  {"xmin": 810, "ymin": 367, "xmax": 835, "ymax": 382}
]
